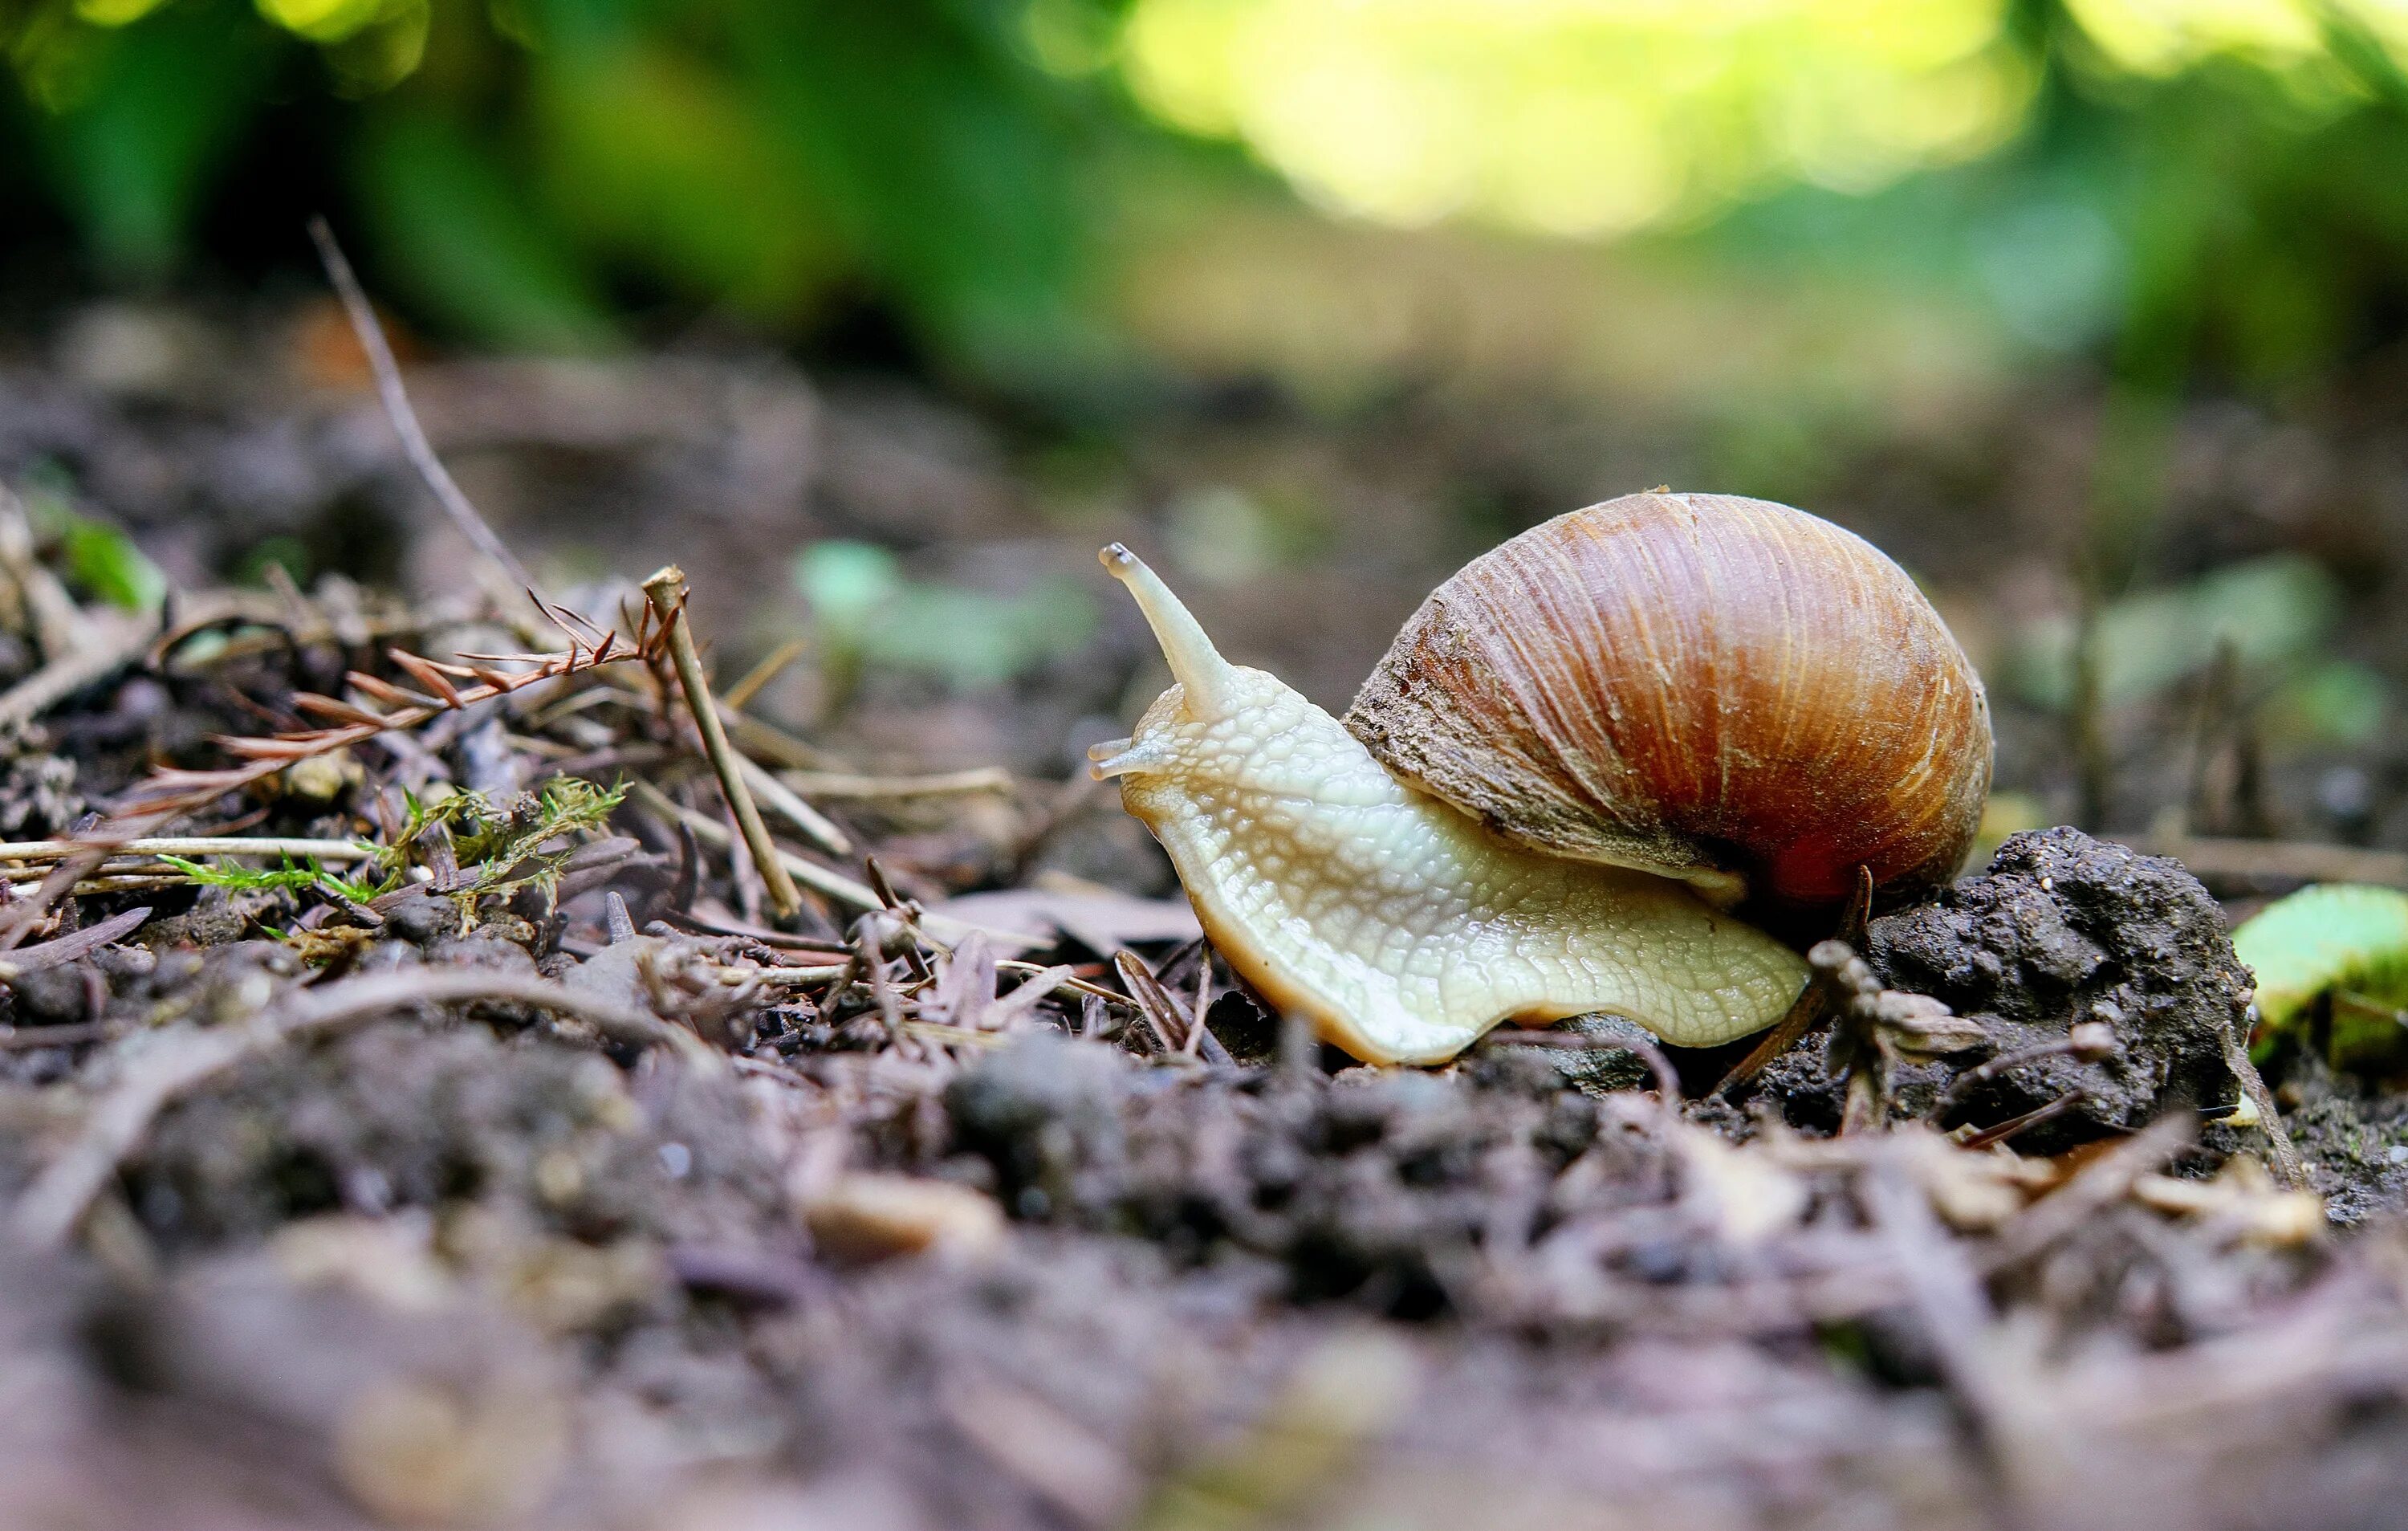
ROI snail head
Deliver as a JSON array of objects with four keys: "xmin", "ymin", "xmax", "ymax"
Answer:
[{"xmin": 1086, "ymin": 545, "xmax": 1374, "ymax": 810}]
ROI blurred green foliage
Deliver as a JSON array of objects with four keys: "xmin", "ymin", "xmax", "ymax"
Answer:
[
  {"xmin": 2007, "ymin": 552, "xmax": 2386, "ymax": 748},
  {"xmin": 795, "ymin": 539, "xmax": 1096, "ymax": 694},
  {"xmin": 2, "ymin": 0, "xmax": 1129, "ymax": 365},
  {"xmin": 55, "ymin": 504, "xmax": 166, "ymax": 609},
  {"xmin": 2009, "ymin": 555, "xmax": 2341, "ymax": 711},
  {"xmin": 13, "ymin": 475, "xmax": 167, "ymax": 608},
  {"xmin": 1, "ymin": 0, "xmax": 2406, "ymax": 405}
]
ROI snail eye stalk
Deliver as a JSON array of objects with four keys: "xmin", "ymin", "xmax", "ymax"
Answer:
[{"xmin": 1100, "ymin": 544, "xmax": 1238, "ymax": 723}]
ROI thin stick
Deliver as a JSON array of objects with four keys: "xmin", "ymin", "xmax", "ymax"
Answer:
[
  {"xmin": 2219, "ymin": 1009, "xmax": 2307, "ymax": 1189},
  {"xmin": 11, "ymin": 967, "xmax": 710, "ymax": 1248},
  {"xmin": 738, "ymin": 754, "xmax": 852, "ymax": 855},
  {"xmin": 0, "ymin": 810, "xmax": 166, "ymax": 952},
  {"xmin": 1980, "ymin": 1113, "xmax": 2197, "ymax": 1273},
  {"xmin": 632, "ymin": 778, "xmax": 873, "ymax": 911},
  {"xmin": 719, "ymin": 636, "xmax": 808, "ymax": 713},
  {"xmin": 2122, "ymin": 833, "xmax": 2408, "ymax": 891},
  {"xmin": 2071, "ymin": 580, "xmax": 2111, "ymax": 831},
  {"xmin": 0, "ymin": 617, "xmax": 157, "ymax": 734},
  {"xmin": 0, "ymin": 836, "xmax": 378, "ymax": 864},
  {"xmin": 755, "ymin": 963, "xmax": 852, "ymax": 986},
  {"xmin": 995, "ymin": 958, "xmax": 1138, "ymax": 1012},
  {"xmin": 778, "ymin": 766, "xmax": 1014, "ymax": 800},
  {"xmin": 1112, "ymin": 949, "xmax": 1193, "ymax": 1056},
  {"xmin": 641, "ymin": 567, "xmax": 799, "ymax": 919},
  {"xmin": 0, "ymin": 906, "xmax": 151, "ymax": 979},
  {"xmin": 1188, "ymin": 954, "xmax": 1212, "ymax": 1058},
  {"xmin": 1954, "ymin": 1089, "xmax": 2089, "ymax": 1150},
  {"xmin": 307, "ymin": 217, "xmax": 542, "ymax": 605},
  {"xmin": 628, "ymin": 780, "xmax": 1015, "ymax": 948},
  {"xmin": 724, "ymin": 708, "xmax": 837, "ymax": 771},
  {"xmin": 0, "ymin": 486, "xmax": 92, "ymax": 660},
  {"xmin": 1716, "ymin": 863, "xmax": 1873, "ymax": 1097}
]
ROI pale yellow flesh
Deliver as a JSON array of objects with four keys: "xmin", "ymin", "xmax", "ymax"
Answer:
[{"xmin": 1092, "ymin": 546, "xmax": 1808, "ymax": 1066}]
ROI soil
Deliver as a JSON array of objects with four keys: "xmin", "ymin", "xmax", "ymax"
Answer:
[
  {"xmin": 1, "ymin": 307, "xmax": 2407, "ymax": 1529},
  {"xmin": 1866, "ymin": 828, "xmax": 2251, "ymax": 1144}
]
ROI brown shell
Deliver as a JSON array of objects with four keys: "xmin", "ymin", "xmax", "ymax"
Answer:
[{"xmin": 1343, "ymin": 491, "xmax": 1991, "ymax": 910}]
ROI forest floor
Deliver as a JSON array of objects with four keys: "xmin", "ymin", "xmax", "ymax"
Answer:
[{"xmin": 2, "ymin": 299, "xmax": 2407, "ymax": 1530}]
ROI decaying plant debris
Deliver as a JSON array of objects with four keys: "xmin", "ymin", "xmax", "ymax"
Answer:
[{"xmin": 1, "ymin": 345, "xmax": 2407, "ymax": 1531}]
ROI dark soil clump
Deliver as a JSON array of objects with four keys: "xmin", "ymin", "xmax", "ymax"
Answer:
[
  {"xmin": 1867, "ymin": 827, "xmax": 2251, "ymax": 1147},
  {"xmin": 132, "ymin": 1020, "xmax": 778, "ymax": 1252}
]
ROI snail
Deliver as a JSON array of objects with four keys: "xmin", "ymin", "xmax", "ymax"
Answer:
[{"xmin": 1090, "ymin": 491, "xmax": 1991, "ymax": 1066}]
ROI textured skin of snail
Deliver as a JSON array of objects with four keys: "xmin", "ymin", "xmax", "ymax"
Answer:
[
  {"xmin": 1091, "ymin": 544, "xmax": 1809, "ymax": 1065},
  {"xmin": 1346, "ymin": 491, "xmax": 1992, "ymax": 910}
]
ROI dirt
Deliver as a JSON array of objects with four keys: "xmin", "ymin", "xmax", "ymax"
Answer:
[
  {"xmin": 2, "ymin": 308, "xmax": 2408, "ymax": 1529},
  {"xmin": 0, "ymin": 831, "xmax": 2386, "ymax": 1531},
  {"xmin": 2262, "ymin": 1053, "xmax": 2408, "ymax": 1225},
  {"xmin": 1866, "ymin": 828, "xmax": 2251, "ymax": 1144},
  {"xmin": 3, "ymin": 975, "xmax": 2398, "ymax": 1531}
]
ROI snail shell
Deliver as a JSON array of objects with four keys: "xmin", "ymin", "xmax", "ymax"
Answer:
[{"xmin": 1342, "ymin": 491, "xmax": 1991, "ymax": 910}]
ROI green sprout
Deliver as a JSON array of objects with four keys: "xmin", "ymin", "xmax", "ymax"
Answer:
[
  {"xmin": 157, "ymin": 854, "xmax": 386, "ymax": 905},
  {"xmin": 397, "ymin": 776, "xmax": 628, "ymax": 907}
]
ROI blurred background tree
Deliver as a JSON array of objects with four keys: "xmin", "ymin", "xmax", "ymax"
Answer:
[
  {"xmin": 2, "ymin": 0, "xmax": 2405, "ymax": 405},
  {"xmin": 2, "ymin": 0, "xmax": 1131, "ymax": 367}
]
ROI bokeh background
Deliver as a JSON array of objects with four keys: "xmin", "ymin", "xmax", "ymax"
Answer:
[{"xmin": 6, "ymin": 0, "xmax": 2408, "ymax": 881}]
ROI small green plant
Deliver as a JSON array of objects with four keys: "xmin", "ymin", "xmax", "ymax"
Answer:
[
  {"xmin": 161, "ymin": 776, "xmax": 624, "ymax": 929},
  {"xmin": 158, "ymin": 853, "xmax": 384, "ymax": 903},
  {"xmin": 397, "ymin": 775, "xmax": 627, "ymax": 906}
]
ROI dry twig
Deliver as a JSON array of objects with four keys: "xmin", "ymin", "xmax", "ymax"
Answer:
[
  {"xmin": 629, "ymin": 779, "xmax": 875, "ymax": 915},
  {"xmin": 117, "ymin": 609, "xmax": 652, "ymax": 823},
  {"xmin": 779, "ymin": 766, "xmax": 1015, "ymax": 800},
  {"xmin": 738, "ymin": 754, "xmax": 852, "ymax": 856},
  {"xmin": 308, "ymin": 217, "xmax": 542, "ymax": 605},
  {"xmin": 642, "ymin": 565, "xmax": 800, "ymax": 920},
  {"xmin": 2123, "ymin": 833, "xmax": 2408, "ymax": 891},
  {"xmin": 718, "ymin": 635, "xmax": 808, "ymax": 713},
  {"xmin": 0, "ymin": 836, "xmax": 376, "ymax": 865},
  {"xmin": 0, "ymin": 613, "xmax": 158, "ymax": 734},
  {"xmin": 1716, "ymin": 864, "xmax": 1874, "ymax": 1096}
]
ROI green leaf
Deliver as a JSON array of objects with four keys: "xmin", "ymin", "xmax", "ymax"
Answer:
[
  {"xmin": 59, "ymin": 512, "xmax": 166, "ymax": 612},
  {"xmin": 793, "ymin": 540, "xmax": 903, "ymax": 636},
  {"xmin": 2232, "ymin": 883, "xmax": 2408, "ymax": 1035}
]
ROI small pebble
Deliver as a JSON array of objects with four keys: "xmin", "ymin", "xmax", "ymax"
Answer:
[{"xmin": 804, "ymin": 1174, "xmax": 1004, "ymax": 1264}]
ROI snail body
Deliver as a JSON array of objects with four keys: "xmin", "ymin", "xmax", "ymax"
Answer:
[{"xmin": 1094, "ymin": 492, "xmax": 1991, "ymax": 1066}]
